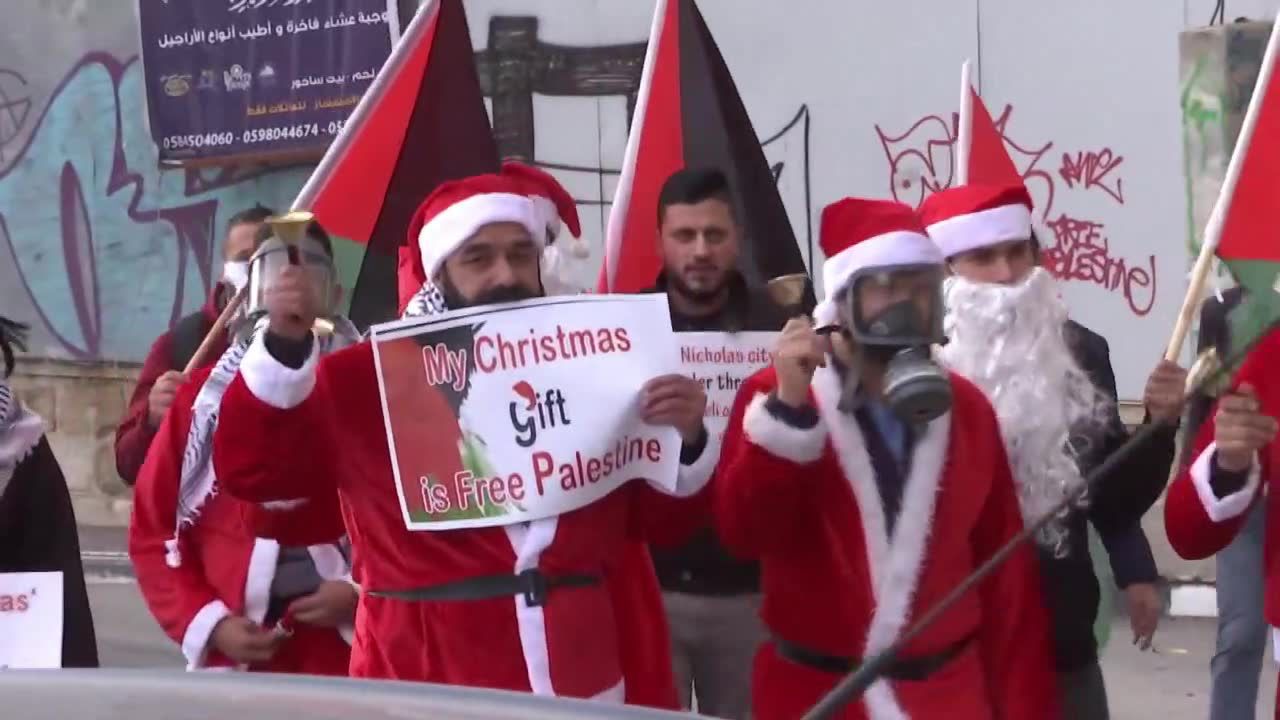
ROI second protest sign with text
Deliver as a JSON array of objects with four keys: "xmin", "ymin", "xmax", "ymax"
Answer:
[
  {"xmin": 371, "ymin": 295, "xmax": 683, "ymax": 531},
  {"xmin": 679, "ymin": 332, "xmax": 777, "ymax": 440}
]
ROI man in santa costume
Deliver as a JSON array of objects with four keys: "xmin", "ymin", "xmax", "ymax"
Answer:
[
  {"xmin": 1165, "ymin": 328, "xmax": 1280, "ymax": 717},
  {"xmin": 398, "ymin": 160, "xmax": 692, "ymax": 709},
  {"xmin": 212, "ymin": 170, "xmax": 716, "ymax": 703},
  {"xmin": 920, "ymin": 183, "xmax": 1185, "ymax": 718},
  {"xmin": 715, "ymin": 197, "xmax": 1058, "ymax": 719},
  {"xmin": 130, "ymin": 220, "xmax": 358, "ymax": 673}
]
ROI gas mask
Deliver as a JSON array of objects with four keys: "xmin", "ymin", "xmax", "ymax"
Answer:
[
  {"xmin": 839, "ymin": 265, "xmax": 952, "ymax": 425},
  {"xmin": 236, "ymin": 233, "xmax": 340, "ymax": 342}
]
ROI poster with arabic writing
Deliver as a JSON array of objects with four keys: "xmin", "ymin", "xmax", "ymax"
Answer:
[{"xmin": 137, "ymin": 0, "xmax": 398, "ymax": 163}]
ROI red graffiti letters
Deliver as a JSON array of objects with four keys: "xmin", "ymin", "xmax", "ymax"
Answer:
[
  {"xmin": 1041, "ymin": 214, "xmax": 1155, "ymax": 317},
  {"xmin": 1059, "ymin": 149, "xmax": 1125, "ymax": 205}
]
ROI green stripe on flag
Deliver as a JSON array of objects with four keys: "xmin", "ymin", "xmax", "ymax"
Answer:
[{"xmin": 1223, "ymin": 258, "xmax": 1280, "ymax": 359}]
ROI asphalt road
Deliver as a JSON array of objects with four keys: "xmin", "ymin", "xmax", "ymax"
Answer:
[{"xmin": 89, "ymin": 579, "xmax": 1276, "ymax": 718}]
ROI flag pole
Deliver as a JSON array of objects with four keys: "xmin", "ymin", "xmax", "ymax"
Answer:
[
  {"xmin": 801, "ymin": 317, "xmax": 1280, "ymax": 720},
  {"xmin": 599, "ymin": 0, "xmax": 668, "ymax": 293},
  {"xmin": 1164, "ymin": 9, "xmax": 1280, "ymax": 363},
  {"xmin": 956, "ymin": 60, "xmax": 973, "ymax": 186},
  {"xmin": 291, "ymin": 0, "xmax": 441, "ymax": 211}
]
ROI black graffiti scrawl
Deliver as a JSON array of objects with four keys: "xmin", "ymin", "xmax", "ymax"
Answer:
[{"xmin": 473, "ymin": 15, "xmax": 813, "ymax": 262}]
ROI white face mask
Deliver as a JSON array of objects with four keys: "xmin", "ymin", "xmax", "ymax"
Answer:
[{"xmin": 222, "ymin": 260, "xmax": 250, "ymax": 292}]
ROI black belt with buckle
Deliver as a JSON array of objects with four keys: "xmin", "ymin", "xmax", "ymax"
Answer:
[
  {"xmin": 774, "ymin": 632, "xmax": 974, "ymax": 682},
  {"xmin": 366, "ymin": 569, "xmax": 600, "ymax": 608}
]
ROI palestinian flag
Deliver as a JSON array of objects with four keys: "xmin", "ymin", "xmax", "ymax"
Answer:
[
  {"xmin": 1208, "ymin": 14, "xmax": 1280, "ymax": 347},
  {"xmin": 598, "ymin": 0, "xmax": 811, "ymax": 305},
  {"xmin": 956, "ymin": 60, "xmax": 1022, "ymax": 187},
  {"xmin": 293, "ymin": 0, "xmax": 498, "ymax": 330}
]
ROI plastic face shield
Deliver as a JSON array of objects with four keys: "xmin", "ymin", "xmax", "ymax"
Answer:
[
  {"xmin": 841, "ymin": 264, "xmax": 945, "ymax": 348},
  {"xmin": 244, "ymin": 235, "xmax": 339, "ymax": 320}
]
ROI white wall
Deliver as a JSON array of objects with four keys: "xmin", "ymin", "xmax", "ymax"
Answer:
[{"xmin": 463, "ymin": 0, "xmax": 1273, "ymax": 399}]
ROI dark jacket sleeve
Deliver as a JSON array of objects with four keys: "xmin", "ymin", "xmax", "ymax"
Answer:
[
  {"xmin": 0, "ymin": 439, "xmax": 100, "ymax": 667},
  {"xmin": 114, "ymin": 331, "xmax": 175, "ymax": 486},
  {"xmin": 1097, "ymin": 523, "xmax": 1159, "ymax": 588},
  {"xmin": 1074, "ymin": 327, "xmax": 1177, "ymax": 535}
]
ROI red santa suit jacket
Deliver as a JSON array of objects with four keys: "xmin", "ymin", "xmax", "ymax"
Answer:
[
  {"xmin": 129, "ymin": 365, "xmax": 352, "ymax": 674},
  {"xmin": 715, "ymin": 364, "xmax": 1058, "ymax": 720},
  {"xmin": 211, "ymin": 333, "xmax": 716, "ymax": 702},
  {"xmin": 1166, "ymin": 328, "xmax": 1280, "ymax": 626}
]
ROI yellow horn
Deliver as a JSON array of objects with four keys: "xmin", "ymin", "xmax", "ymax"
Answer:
[{"xmin": 266, "ymin": 210, "xmax": 315, "ymax": 246}]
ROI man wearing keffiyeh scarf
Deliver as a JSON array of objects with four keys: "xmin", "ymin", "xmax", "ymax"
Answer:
[
  {"xmin": 128, "ymin": 221, "xmax": 359, "ymax": 674},
  {"xmin": 0, "ymin": 316, "xmax": 99, "ymax": 667},
  {"xmin": 210, "ymin": 168, "xmax": 716, "ymax": 707}
]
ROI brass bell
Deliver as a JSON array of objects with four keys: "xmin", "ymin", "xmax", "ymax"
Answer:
[
  {"xmin": 766, "ymin": 273, "xmax": 810, "ymax": 312},
  {"xmin": 265, "ymin": 210, "xmax": 315, "ymax": 246}
]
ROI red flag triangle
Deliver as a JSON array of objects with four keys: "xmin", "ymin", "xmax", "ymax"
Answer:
[
  {"xmin": 295, "ymin": 0, "xmax": 498, "ymax": 328},
  {"xmin": 599, "ymin": 0, "xmax": 810, "ymax": 297},
  {"xmin": 965, "ymin": 87, "xmax": 1023, "ymax": 188}
]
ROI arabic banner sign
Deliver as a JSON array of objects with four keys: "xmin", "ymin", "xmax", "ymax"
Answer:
[
  {"xmin": 678, "ymin": 332, "xmax": 777, "ymax": 441},
  {"xmin": 137, "ymin": 0, "xmax": 397, "ymax": 163},
  {"xmin": 371, "ymin": 295, "xmax": 684, "ymax": 531}
]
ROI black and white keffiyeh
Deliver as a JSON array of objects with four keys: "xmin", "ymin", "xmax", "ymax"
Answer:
[
  {"xmin": 0, "ymin": 317, "xmax": 44, "ymax": 499},
  {"xmin": 0, "ymin": 377, "xmax": 45, "ymax": 500},
  {"xmin": 165, "ymin": 314, "xmax": 361, "ymax": 568}
]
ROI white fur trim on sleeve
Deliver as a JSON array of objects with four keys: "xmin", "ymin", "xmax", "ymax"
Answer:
[
  {"xmin": 743, "ymin": 392, "xmax": 827, "ymax": 465},
  {"xmin": 1189, "ymin": 442, "xmax": 1261, "ymax": 523},
  {"xmin": 182, "ymin": 599, "xmax": 231, "ymax": 670},
  {"xmin": 238, "ymin": 330, "xmax": 319, "ymax": 410},
  {"xmin": 654, "ymin": 426, "xmax": 720, "ymax": 498}
]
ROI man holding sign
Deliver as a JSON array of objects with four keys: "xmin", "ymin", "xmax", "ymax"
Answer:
[
  {"xmin": 645, "ymin": 168, "xmax": 787, "ymax": 719},
  {"xmin": 212, "ymin": 172, "xmax": 716, "ymax": 703},
  {"xmin": 715, "ymin": 198, "xmax": 1057, "ymax": 719}
]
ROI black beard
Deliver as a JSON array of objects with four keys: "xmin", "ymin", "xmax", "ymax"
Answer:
[
  {"xmin": 439, "ymin": 275, "xmax": 541, "ymax": 310},
  {"xmin": 666, "ymin": 268, "xmax": 729, "ymax": 307}
]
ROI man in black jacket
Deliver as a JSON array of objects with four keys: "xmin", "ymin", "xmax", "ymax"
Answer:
[
  {"xmin": 922, "ymin": 183, "xmax": 1185, "ymax": 719},
  {"xmin": 647, "ymin": 168, "xmax": 788, "ymax": 719}
]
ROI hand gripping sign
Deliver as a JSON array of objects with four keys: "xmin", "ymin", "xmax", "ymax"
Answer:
[{"xmin": 371, "ymin": 295, "xmax": 685, "ymax": 531}]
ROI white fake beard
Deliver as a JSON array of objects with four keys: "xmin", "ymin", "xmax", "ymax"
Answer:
[{"xmin": 938, "ymin": 267, "xmax": 1110, "ymax": 556}]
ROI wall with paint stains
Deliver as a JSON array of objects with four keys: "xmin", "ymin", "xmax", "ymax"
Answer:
[
  {"xmin": 0, "ymin": 2, "xmax": 325, "ymax": 363},
  {"xmin": 1, "ymin": 0, "xmax": 1273, "ymax": 394}
]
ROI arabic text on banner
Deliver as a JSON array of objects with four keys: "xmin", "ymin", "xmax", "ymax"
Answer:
[
  {"xmin": 0, "ymin": 572, "xmax": 63, "ymax": 669},
  {"xmin": 137, "ymin": 0, "xmax": 395, "ymax": 162},
  {"xmin": 371, "ymin": 295, "xmax": 684, "ymax": 531}
]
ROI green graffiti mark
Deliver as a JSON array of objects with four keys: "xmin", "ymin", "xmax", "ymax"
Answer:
[{"xmin": 1180, "ymin": 54, "xmax": 1228, "ymax": 257}]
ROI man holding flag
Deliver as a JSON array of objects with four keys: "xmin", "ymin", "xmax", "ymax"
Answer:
[{"xmin": 211, "ymin": 170, "xmax": 716, "ymax": 703}]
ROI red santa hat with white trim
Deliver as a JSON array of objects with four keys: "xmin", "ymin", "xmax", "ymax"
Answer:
[
  {"xmin": 398, "ymin": 173, "xmax": 543, "ymax": 308},
  {"xmin": 501, "ymin": 160, "xmax": 586, "ymax": 255},
  {"xmin": 814, "ymin": 198, "xmax": 941, "ymax": 324},
  {"xmin": 918, "ymin": 183, "xmax": 1034, "ymax": 259}
]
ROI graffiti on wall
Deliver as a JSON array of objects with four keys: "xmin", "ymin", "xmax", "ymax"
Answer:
[
  {"xmin": 875, "ymin": 105, "xmax": 1156, "ymax": 317},
  {"xmin": 475, "ymin": 15, "xmax": 816, "ymax": 278},
  {"xmin": 3, "ymin": 13, "xmax": 814, "ymax": 362},
  {"xmin": 0, "ymin": 53, "xmax": 309, "ymax": 362}
]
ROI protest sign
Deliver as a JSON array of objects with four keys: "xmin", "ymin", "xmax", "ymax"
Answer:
[
  {"xmin": 137, "ymin": 0, "xmax": 397, "ymax": 162},
  {"xmin": 0, "ymin": 572, "xmax": 62, "ymax": 669},
  {"xmin": 371, "ymin": 295, "xmax": 683, "ymax": 531},
  {"xmin": 678, "ymin": 332, "xmax": 777, "ymax": 440}
]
